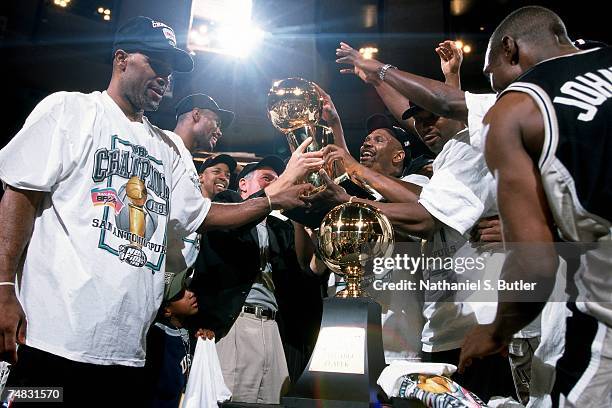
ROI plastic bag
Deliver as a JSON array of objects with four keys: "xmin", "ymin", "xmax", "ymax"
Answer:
[{"xmin": 182, "ymin": 337, "xmax": 231, "ymax": 408}]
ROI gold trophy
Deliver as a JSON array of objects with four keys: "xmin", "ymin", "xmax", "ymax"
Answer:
[
  {"xmin": 317, "ymin": 202, "xmax": 394, "ymax": 298},
  {"xmin": 282, "ymin": 202, "xmax": 394, "ymax": 406},
  {"xmin": 267, "ymin": 77, "xmax": 346, "ymax": 193},
  {"xmin": 125, "ymin": 176, "xmax": 147, "ymax": 247}
]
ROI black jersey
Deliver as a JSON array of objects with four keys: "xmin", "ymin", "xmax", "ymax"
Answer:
[
  {"xmin": 500, "ymin": 47, "xmax": 612, "ymax": 326},
  {"xmin": 501, "ymin": 47, "xmax": 612, "ymax": 241}
]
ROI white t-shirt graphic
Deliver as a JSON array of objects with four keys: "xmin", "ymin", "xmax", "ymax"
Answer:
[{"xmin": 0, "ymin": 91, "xmax": 211, "ymax": 366}]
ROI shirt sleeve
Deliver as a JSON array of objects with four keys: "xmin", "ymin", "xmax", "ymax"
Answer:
[
  {"xmin": 418, "ymin": 140, "xmax": 496, "ymax": 235},
  {"xmin": 400, "ymin": 174, "xmax": 430, "ymax": 187},
  {"xmin": 0, "ymin": 92, "xmax": 82, "ymax": 191},
  {"xmin": 464, "ymin": 92, "xmax": 497, "ymax": 151},
  {"xmin": 167, "ymin": 150, "xmax": 211, "ymax": 237}
]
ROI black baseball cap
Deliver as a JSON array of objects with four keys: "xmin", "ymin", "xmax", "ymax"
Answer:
[
  {"xmin": 113, "ymin": 16, "xmax": 193, "ymax": 73},
  {"xmin": 401, "ymin": 102, "xmax": 424, "ymax": 120},
  {"xmin": 366, "ymin": 114, "xmax": 414, "ymax": 166},
  {"xmin": 175, "ymin": 94, "xmax": 235, "ymax": 130},
  {"xmin": 237, "ymin": 155, "xmax": 286, "ymax": 181},
  {"xmin": 195, "ymin": 154, "xmax": 237, "ymax": 174}
]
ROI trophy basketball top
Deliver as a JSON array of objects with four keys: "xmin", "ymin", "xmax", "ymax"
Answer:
[
  {"xmin": 267, "ymin": 77, "xmax": 322, "ymax": 133},
  {"xmin": 317, "ymin": 202, "xmax": 394, "ymax": 277}
]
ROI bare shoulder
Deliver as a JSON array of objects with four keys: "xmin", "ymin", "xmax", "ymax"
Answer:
[{"xmin": 484, "ymin": 91, "xmax": 544, "ymax": 162}]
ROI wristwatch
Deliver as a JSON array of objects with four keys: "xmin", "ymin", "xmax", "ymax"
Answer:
[{"xmin": 378, "ymin": 64, "xmax": 397, "ymax": 81}]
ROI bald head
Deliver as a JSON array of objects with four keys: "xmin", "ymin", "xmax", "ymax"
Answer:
[
  {"xmin": 484, "ymin": 6, "xmax": 576, "ymax": 92},
  {"xmin": 490, "ymin": 6, "xmax": 571, "ymax": 52}
]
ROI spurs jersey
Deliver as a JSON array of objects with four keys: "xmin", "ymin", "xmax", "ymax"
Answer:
[{"xmin": 500, "ymin": 47, "xmax": 612, "ymax": 325}]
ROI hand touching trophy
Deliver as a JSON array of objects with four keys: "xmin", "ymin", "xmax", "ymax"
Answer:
[{"xmin": 267, "ymin": 78, "xmax": 346, "ymax": 193}]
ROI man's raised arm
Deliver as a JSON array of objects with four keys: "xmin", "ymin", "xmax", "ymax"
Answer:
[{"xmin": 336, "ymin": 42, "xmax": 468, "ymax": 123}]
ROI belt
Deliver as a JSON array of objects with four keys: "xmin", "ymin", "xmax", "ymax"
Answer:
[{"xmin": 242, "ymin": 305, "xmax": 277, "ymax": 320}]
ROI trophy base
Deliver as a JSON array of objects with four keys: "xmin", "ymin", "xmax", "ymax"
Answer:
[
  {"xmin": 282, "ymin": 297, "xmax": 386, "ymax": 408},
  {"xmin": 335, "ymin": 288, "xmax": 371, "ymax": 299}
]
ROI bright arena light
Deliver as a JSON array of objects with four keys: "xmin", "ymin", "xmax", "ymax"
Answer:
[
  {"xmin": 189, "ymin": 0, "xmax": 265, "ymax": 58},
  {"xmin": 455, "ymin": 40, "xmax": 464, "ymax": 49},
  {"xmin": 462, "ymin": 44, "xmax": 472, "ymax": 53},
  {"xmin": 214, "ymin": 24, "xmax": 265, "ymax": 57}
]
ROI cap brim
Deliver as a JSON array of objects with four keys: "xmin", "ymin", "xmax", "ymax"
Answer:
[
  {"xmin": 401, "ymin": 105, "xmax": 424, "ymax": 120},
  {"xmin": 172, "ymin": 48, "xmax": 194, "ymax": 73},
  {"xmin": 216, "ymin": 109, "xmax": 235, "ymax": 130},
  {"xmin": 238, "ymin": 155, "xmax": 285, "ymax": 180},
  {"xmin": 257, "ymin": 155, "xmax": 286, "ymax": 176},
  {"xmin": 197, "ymin": 154, "xmax": 237, "ymax": 174}
]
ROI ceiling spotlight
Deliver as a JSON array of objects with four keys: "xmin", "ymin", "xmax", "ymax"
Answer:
[
  {"xmin": 455, "ymin": 40, "xmax": 464, "ymax": 49},
  {"xmin": 479, "ymin": 26, "xmax": 485, "ymax": 31},
  {"xmin": 103, "ymin": 15, "xmax": 111, "ymax": 21},
  {"xmin": 104, "ymin": 9, "xmax": 111, "ymax": 15},
  {"xmin": 463, "ymin": 44, "xmax": 472, "ymax": 53},
  {"xmin": 98, "ymin": 7, "xmax": 104, "ymax": 13},
  {"xmin": 54, "ymin": 0, "xmax": 61, "ymax": 4}
]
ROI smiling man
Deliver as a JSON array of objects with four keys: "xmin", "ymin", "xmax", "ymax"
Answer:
[
  {"xmin": 163, "ymin": 94, "xmax": 236, "ymax": 280},
  {"xmin": 174, "ymin": 93, "xmax": 234, "ymax": 152},
  {"xmin": 196, "ymin": 154, "xmax": 237, "ymax": 199},
  {"xmin": 0, "ymin": 16, "xmax": 311, "ymax": 402}
]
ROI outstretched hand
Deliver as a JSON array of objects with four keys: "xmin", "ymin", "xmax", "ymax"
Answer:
[
  {"xmin": 435, "ymin": 40, "xmax": 463, "ymax": 77},
  {"xmin": 322, "ymin": 144, "xmax": 361, "ymax": 177},
  {"xmin": 336, "ymin": 42, "xmax": 384, "ymax": 85},
  {"xmin": 0, "ymin": 288, "xmax": 27, "ymax": 364},
  {"xmin": 282, "ymin": 137, "xmax": 325, "ymax": 184},
  {"xmin": 266, "ymin": 182, "xmax": 314, "ymax": 211},
  {"xmin": 313, "ymin": 83, "xmax": 341, "ymax": 126}
]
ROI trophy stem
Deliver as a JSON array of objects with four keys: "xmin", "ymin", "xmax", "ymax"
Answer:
[{"xmin": 335, "ymin": 265, "xmax": 364, "ymax": 298}]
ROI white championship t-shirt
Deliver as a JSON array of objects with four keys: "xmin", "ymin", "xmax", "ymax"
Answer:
[
  {"xmin": 163, "ymin": 130, "xmax": 201, "ymax": 273},
  {"xmin": 418, "ymin": 129, "xmax": 499, "ymax": 352},
  {"xmin": 0, "ymin": 91, "xmax": 211, "ymax": 366}
]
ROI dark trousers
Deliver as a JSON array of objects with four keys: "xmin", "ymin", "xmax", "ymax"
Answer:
[
  {"xmin": 422, "ymin": 347, "xmax": 517, "ymax": 403},
  {"xmin": 7, "ymin": 345, "xmax": 146, "ymax": 407}
]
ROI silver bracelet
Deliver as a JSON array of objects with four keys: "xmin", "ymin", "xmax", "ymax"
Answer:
[
  {"xmin": 0, "ymin": 282, "xmax": 15, "ymax": 286},
  {"xmin": 378, "ymin": 64, "xmax": 397, "ymax": 81}
]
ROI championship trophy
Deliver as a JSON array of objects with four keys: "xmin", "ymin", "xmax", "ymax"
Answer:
[
  {"xmin": 267, "ymin": 78, "xmax": 374, "ymax": 227},
  {"xmin": 283, "ymin": 202, "xmax": 395, "ymax": 408},
  {"xmin": 267, "ymin": 77, "xmax": 339, "ymax": 192}
]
